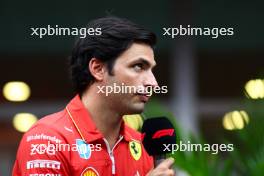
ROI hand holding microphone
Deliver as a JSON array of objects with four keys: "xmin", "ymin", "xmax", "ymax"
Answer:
[{"xmin": 142, "ymin": 117, "xmax": 176, "ymax": 176}]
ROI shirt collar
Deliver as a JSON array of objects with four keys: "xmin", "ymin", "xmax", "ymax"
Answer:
[{"xmin": 65, "ymin": 95, "xmax": 140, "ymax": 143}]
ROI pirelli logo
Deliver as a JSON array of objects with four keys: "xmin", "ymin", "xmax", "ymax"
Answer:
[{"xmin": 27, "ymin": 160, "xmax": 61, "ymax": 170}]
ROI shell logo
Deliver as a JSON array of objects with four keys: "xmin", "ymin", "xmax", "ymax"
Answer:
[{"xmin": 81, "ymin": 167, "xmax": 99, "ymax": 176}]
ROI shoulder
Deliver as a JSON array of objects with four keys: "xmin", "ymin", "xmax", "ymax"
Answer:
[
  {"xmin": 13, "ymin": 110, "xmax": 72, "ymax": 175},
  {"xmin": 16, "ymin": 109, "xmax": 72, "ymax": 159},
  {"xmin": 18, "ymin": 109, "xmax": 69, "ymax": 152},
  {"xmin": 26, "ymin": 109, "xmax": 71, "ymax": 137},
  {"xmin": 33, "ymin": 110, "xmax": 67, "ymax": 129}
]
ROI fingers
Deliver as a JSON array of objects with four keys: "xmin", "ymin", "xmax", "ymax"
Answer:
[
  {"xmin": 146, "ymin": 168, "xmax": 175, "ymax": 176},
  {"xmin": 157, "ymin": 157, "xmax": 174, "ymax": 169},
  {"xmin": 146, "ymin": 157, "xmax": 175, "ymax": 176},
  {"xmin": 165, "ymin": 169, "xmax": 175, "ymax": 176}
]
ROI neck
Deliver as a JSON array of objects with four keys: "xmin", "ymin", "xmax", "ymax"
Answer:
[{"xmin": 81, "ymin": 86, "xmax": 122, "ymax": 148}]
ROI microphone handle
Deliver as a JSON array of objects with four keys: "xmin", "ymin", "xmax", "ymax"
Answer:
[{"xmin": 154, "ymin": 154, "xmax": 166, "ymax": 167}]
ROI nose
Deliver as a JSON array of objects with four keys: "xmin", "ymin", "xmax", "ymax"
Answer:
[{"xmin": 144, "ymin": 71, "xmax": 158, "ymax": 88}]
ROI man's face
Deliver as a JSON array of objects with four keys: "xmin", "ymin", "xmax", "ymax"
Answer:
[{"xmin": 104, "ymin": 43, "xmax": 158, "ymax": 115}]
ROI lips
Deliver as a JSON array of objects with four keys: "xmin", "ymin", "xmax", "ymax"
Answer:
[{"xmin": 137, "ymin": 93, "xmax": 150, "ymax": 102}]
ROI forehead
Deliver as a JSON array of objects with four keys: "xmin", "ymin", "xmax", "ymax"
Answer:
[{"xmin": 115, "ymin": 43, "xmax": 156, "ymax": 65}]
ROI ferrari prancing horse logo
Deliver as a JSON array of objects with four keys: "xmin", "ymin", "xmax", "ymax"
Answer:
[{"xmin": 129, "ymin": 141, "xmax": 142, "ymax": 161}]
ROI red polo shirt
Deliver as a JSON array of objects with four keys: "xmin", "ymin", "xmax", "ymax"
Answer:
[{"xmin": 13, "ymin": 95, "xmax": 153, "ymax": 176}]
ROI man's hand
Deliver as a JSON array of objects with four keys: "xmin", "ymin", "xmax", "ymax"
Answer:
[{"xmin": 146, "ymin": 158, "xmax": 175, "ymax": 176}]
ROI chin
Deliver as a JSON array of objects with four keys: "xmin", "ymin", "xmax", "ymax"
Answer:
[{"xmin": 127, "ymin": 103, "xmax": 145, "ymax": 114}]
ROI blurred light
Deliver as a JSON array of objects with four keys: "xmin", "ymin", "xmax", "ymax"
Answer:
[
  {"xmin": 13, "ymin": 113, "xmax": 38, "ymax": 132},
  {"xmin": 223, "ymin": 110, "xmax": 250, "ymax": 130},
  {"xmin": 123, "ymin": 114, "xmax": 143, "ymax": 131},
  {"xmin": 245, "ymin": 79, "xmax": 264, "ymax": 99},
  {"xmin": 3, "ymin": 81, "xmax": 31, "ymax": 102}
]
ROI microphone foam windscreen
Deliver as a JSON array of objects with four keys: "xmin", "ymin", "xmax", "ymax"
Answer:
[{"xmin": 141, "ymin": 117, "xmax": 176, "ymax": 156}]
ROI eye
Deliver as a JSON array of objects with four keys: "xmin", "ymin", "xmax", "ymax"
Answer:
[{"xmin": 133, "ymin": 63, "xmax": 144, "ymax": 72}]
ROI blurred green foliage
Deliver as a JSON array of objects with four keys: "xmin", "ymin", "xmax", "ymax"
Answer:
[
  {"xmin": 231, "ymin": 99, "xmax": 264, "ymax": 175},
  {"xmin": 143, "ymin": 98, "xmax": 264, "ymax": 175}
]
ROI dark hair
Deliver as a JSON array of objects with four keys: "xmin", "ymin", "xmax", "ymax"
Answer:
[{"xmin": 69, "ymin": 16, "xmax": 156, "ymax": 95}]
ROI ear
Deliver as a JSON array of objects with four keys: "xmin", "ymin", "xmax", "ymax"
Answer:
[{"xmin": 88, "ymin": 58, "xmax": 106, "ymax": 81}]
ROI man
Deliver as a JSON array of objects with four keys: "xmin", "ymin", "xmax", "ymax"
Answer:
[{"xmin": 13, "ymin": 16, "xmax": 175, "ymax": 176}]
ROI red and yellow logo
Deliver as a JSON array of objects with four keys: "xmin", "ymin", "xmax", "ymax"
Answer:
[
  {"xmin": 129, "ymin": 141, "xmax": 142, "ymax": 161},
  {"xmin": 81, "ymin": 167, "xmax": 99, "ymax": 176}
]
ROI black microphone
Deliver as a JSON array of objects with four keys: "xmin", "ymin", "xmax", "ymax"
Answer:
[{"xmin": 141, "ymin": 117, "xmax": 176, "ymax": 166}]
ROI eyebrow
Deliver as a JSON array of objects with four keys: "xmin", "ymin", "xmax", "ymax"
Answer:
[{"xmin": 133, "ymin": 58, "xmax": 156, "ymax": 68}]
